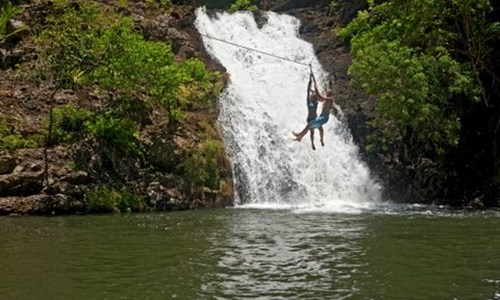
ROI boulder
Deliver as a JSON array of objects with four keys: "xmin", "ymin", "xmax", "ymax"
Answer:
[
  {"xmin": 62, "ymin": 170, "xmax": 89, "ymax": 185},
  {"xmin": 0, "ymin": 193, "xmax": 82, "ymax": 215},
  {"xmin": 0, "ymin": 171, "xmax": 44, "ymax": 196},
  {"xmin": 0, "ymin": 194, "xmax": 48, "ymax": 215},
  {"xmin": 0, "ymin": 155, "xmax": 17, "ymax": 174}
]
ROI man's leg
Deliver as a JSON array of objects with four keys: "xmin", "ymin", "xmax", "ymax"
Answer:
[
  {"xmin": 293, "ymin": 124, "xmax": 310, "ymax": 142},
  {"xmin": 319, "ymin": 126, "xmax": 324, "ymax": 146},
  {"xmin": 293, "ymin": 129, "xmax": 307, "ymax": 142},
  {"xmin": 309, "ymin": 129, "xmax": 316, "ymax": 150}
]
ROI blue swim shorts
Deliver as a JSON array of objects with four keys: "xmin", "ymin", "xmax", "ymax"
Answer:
[{"xmin": 309, "ymin": 114, "xmax": 329, "ymax": 129}]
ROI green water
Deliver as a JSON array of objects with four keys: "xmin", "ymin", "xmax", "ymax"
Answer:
[{"xmin": 1, "ymin": 208, "xmax": 499, "ymax": 299}]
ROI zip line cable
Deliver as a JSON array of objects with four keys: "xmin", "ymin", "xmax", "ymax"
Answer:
[{"xmin": 199, "ymin": 33, "xmax": 311, "ymax": 67}]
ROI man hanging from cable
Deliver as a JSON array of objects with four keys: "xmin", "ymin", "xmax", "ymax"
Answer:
[
  {"xmin": 305, "ymin": 72, "xmax": 324, "ymax": 150},
  {"xmin": 293, "ymin": 71, "xmax": 334, "ymax": 146}
]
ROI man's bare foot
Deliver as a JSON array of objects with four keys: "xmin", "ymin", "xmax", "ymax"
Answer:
[{"xmin": 292, "ymin": 132, "xmax": 302, "ymax": 142}]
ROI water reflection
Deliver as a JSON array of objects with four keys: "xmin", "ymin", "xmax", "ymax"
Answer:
[{"xmin": 201, "ymin": 210, "xmax": 368, "ymax": 299}]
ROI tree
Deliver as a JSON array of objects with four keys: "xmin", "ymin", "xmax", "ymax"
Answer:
[{"xmin": 339, "ymin": 0, "xmax": 498, "ymax": 156}]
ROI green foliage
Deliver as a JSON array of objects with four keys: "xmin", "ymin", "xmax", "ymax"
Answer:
[
  {"xmin": 44, "ymin": 104, "xmax": 141, "ymax": 153},
  {"xmin": 29, "ymin": 0, "xmax": 217, "ymax": 124},
  {"xmin": 16, "ymin": 0, "xmax": 224, "ymax": 194},
  {"xmin": 339, "ymin": 0, "xmax": 493, "ymax": 155},
  {"xmin": 118, "ymin": 0, "xmax": 128, "ymax": 9},
  {"xmin": 85, "ymin": 114, "xmax": 140, "ymax": 154},
  {"xmin": 183, "ymin": 139, "xmax": 224, "ymax": 190},
  {"xmin": 31, "ymin": 1, "xmax": 108, "ymax": 87},
  {"xmin": 49, "ymin": 104, "xmax": 92, "ymax": 144},
  {"xmin": 118, "ymin": 189, "xmax": 147, "ymax": 212},
  {"xmin": 85, "ymin": 186, "xmax": 147, "ymax": 213},
  {"xmin": 87, "ymin": 18, "xmax": 174, "ymax": 97},
  {"xmin": 0, "ymin": 2, "xmax": 21, "ymax": 41},
  {"xmin": 0, "ymin": 121, "xmax": 41, "ymax": 149},
  {"xmin": 86, "ymin": 17, "xmax": 216, "ymax": 121},
  {"xmin": 228, "ymin": 0, "xmax": 258, "ymax": 12},
  {"xmin": 145, "ymin": 0, "xmax": 172, "ymax": 10},
  {"xmin": 85, "ymin": 186, "xmax": 121, "ymax": 213}
]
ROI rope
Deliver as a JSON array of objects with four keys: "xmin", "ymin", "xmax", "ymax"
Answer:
[
  {"xmin": 318, "ymin": 3, "xmax": 335, "ymax": 46},
  {"xmin": 316, "ymin": 3, "xmax": 336, "ymax": 89},
  {"xmin": 200, "ymin": 33, "xmax": 311, "ymax": 67},
  {"xmin": 307, "ymin": 72, "xmax": 313, "ymax": 102}
]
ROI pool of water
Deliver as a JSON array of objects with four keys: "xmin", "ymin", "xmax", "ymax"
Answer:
[{"xmin": 1, "ymin": 206, "xmax": 499, "ymax": 299}]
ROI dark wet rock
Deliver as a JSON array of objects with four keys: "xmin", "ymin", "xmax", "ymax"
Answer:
[
  {"xmin": 468, "ymin": 196, "xmax": 485, "ymax": 209},
  {"xmin": 0, "ymin": 155, "xmax": 18, "ymax": 175},
  {"xmin": 202, "ymin": 187, "xmax": 218, "ymax": 205},
  {"xmin": 0, "ymin": 194, "xmax": 48, "ymax": 215},
  {"xmin": 253, "ymin": 10, "xmax": 269, "ymax": 29},
  {"xmin": 148, "ymin": 181, "xmax": 188, "ymax": 211},
  {"xmin": 0, "ymin": 193, "xmax": 84, "ymax": 215},
  {"xmin": 143, "ymin": 134, "xmax": 177, "ymax": 171},
  {"xmin": 0, "ymin": 171, "xmax": 44, "ymax": 196},
  {"xmin": 270, "ymin": 0, "xmax": 329, "ymax": 11},
  {"xmin": 54, "ymin": 89, "xmax": 78, "ymax": 105},
  {"xmin": 133, "ymin": 1, "xmax": 147, "ymax": 11},
  {"xmin": 62, "ymin": 171, "xmax": 89, "ymax": 185}
]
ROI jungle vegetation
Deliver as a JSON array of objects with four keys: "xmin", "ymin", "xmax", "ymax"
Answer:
[
  {"xmin": 339, "ymin": 0, "xmax": 500, "ymax": 204},
  {"xmin": 1, "ymin": 0, "xmax": 225, "ymax": 212}
]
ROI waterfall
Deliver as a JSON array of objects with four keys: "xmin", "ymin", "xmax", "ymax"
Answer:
[{"xmin": 195, "ymin": 8, "xmax": 381, "ymax": 212}]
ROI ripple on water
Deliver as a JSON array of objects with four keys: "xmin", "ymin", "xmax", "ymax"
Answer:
[{"xmin": 199, "ymin": 210, "xmax": 367, "ymax": 299}]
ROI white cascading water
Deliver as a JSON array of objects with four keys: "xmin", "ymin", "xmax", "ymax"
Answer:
[{"xmin": 195, "ymin": 8, "xmax": 381, "ymax": 212}]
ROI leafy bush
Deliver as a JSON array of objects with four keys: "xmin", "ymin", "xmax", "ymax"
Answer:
[
  {"xmin": 85, "ymin": 114, "xmax": 140, "ymax": 154},
  {"xmin": 87, "ymin": 18, "xmax": 175, "ymax": 98},
  {"xmin": 117, "ymin": 189, "xmax": 147, "ymax": 212},
  {"xmin": 44, "ymin": 104, "xmax": 140, "ymax": 153},
  {"xmin": 26, "ymin": 0, "xmax": 219, "ymax": 160},
  {"xmin": 31, "ymin": 1, "xmax": 107, "ymax": 87},
  {"xmin": 30, "ymin": 0, "xmax": 217, "ymax": 120},
  {"xmin": 228, "ymin": 0, "xmax": 258, "ymax": 12},
  {"xmin": 0, "ymin": 2, "xmax": 21, "ymax": 41},
  {"xmin": 339, "ymin": 0, "xmax": 495, "ymax": 155},
  {"xmin": 183, "ymin": 139, "xmax": 224, "ymax": 190},
  {"xmin": 85, "ymin": 186, "xmax": 147, "ymax": 213},
  {"xmin": 85, "ymin": 186, "xmax": 122, "ymax": 213},
  {"xmin": 0, "ymin": 121, "xmax": 41, "ymax": 149},
  {"xmin": 49, "ymin": 104, "xmax": 92, "ymax": 144},
  {"xmin": 86, "ymin": 17, "xmax": 217, "ymax": 121}
]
